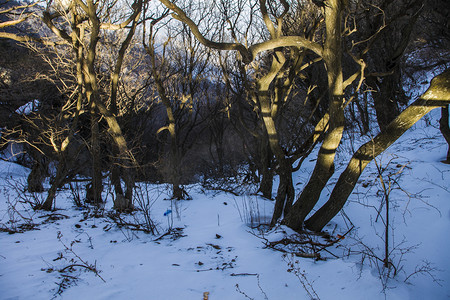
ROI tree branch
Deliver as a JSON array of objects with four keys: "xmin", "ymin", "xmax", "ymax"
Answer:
[
  {"xmin": 157, "ymin": 0, "xmax": 323, "ymax": 63},
  {"xmin": 249, "ymin": 36, "xmax": 323, "ymax": 58},
  {"xmin": 0, "ymin": 31, "xmax": 58, "ymax": 46}
]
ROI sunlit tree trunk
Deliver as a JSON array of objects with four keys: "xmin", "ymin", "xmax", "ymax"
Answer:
[
  {"xmin": 39, "ymin": 4, "xmax": 85, "ymax": 210},
  {"xmin": 305, "ymin": 70, "xmax": 450, "ymax": 231},
  {"xmin": 84, "ymin": 0, "xmax": 103, "ymax": 205},
  {"xmin": 283, "ymin": 0, "xmax": 344, "ymax": 230},
  {"xmin": 109, "ymin": 5, "xmax": 140, "ymax": 207},
  {"xmin": 253, "ymin": 51, "xmax": 295, "ymax": 226}
]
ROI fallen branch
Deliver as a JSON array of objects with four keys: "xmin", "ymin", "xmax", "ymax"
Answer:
[
  {"xmin": 230, "ymin": 273, "xmax": 258, "ymax": 276},
  {"xmin": 59, "ymin": 263, "xmax": 105, "ymax": 282}
]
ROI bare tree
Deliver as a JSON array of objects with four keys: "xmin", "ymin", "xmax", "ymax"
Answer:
[
  {"xmin": 36, "ymin": 0, "xmax": 144, "ymax": 210},
  {"xmin": 143, "ymin": 2, "xmax": 214, "ymax": 199},
  {"xmin": 3, "ymin": 0, "xmax": 447, "ymax": 232},
  {"xmin": 305, "ymin": 69, "xmax": 450, "ymax": 231},
  {"xmin": 217, "ymin": 51, "xmax": 273, "ymax": 198},
  {"xmin": 156, "ymin": 0, "xmax": 450, "ymax": 232},
  {"xmin": 154, "ymin": 0, "xmax": 356, "ymax": 227},
  {"xmin": 0, "ymin": 0, "xmax": 45, "ymax": 43}
]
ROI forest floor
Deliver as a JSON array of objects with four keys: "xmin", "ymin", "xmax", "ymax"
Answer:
[{"xmin": 1, "ymin": 113, "xmax": 449, "ymax": 300}]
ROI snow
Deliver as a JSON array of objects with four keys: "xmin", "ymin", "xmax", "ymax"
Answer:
[{"xmin": 1, "ymin": 115, "xmax": 449, "ymax": 300}]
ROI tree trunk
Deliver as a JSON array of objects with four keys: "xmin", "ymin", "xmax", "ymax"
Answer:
[
  {"xmin": 170, "ymin": 134, "xmax": 182, "ymax": 200},
  {"xmin": 305, "ymin": 69, "xmax": 450, "ymax": 232},
  {"xmin": 38, "ymin": 0, "xmax": 136, "ymax": 210},
  {"xmin": 109, "ymin": 5, "xmax": 140, "ymax": 207},
  {"xmin": 81, "ymin": 0, "xmax": 103, "ymax": 206},
  {"xmin": 439, "ymin": 105, "xmax": 450, "ymax": 162},
  {"xmin": 367, "ymin": 76, "xmax": 402, "ymax": 131},
  {"xmin": 252, "ymin": 47, "xmax": 295, "ymax": 225},
  {"xmin": 40, "ymin": 157, "xmax": 66, "ymax": 210},
  {"xmin": 353, "ymin": 92, "xmax": 370, "ymax": 134},
  {"xmin": 27, "ymin": 154, "xmax": 46, "ymax": 193},
  {"xmin": 157, "ymin": 72, "xmax": 182, "ymax": 200},
  {"xmin": 259, "ymin": 84, "xmax": 294, "ymax": 225},
  {"xmin": 87, "ymin": 105, "xmax": 102, "ymax": 204},
  {"xmin": 172, "ymin": 183, "xmax": 183, "ymax": 200},
  {"xmin": 270, "ymin": 159, "xmax": 295, "ymax": 226},
  {"xmin": 283, "ymin": 0, "xmax": 344, "ymax": 231},
  {"xmin": 111, "ymin": 165, "xmax": 124, "ymax": 196},
  {"xmin": 83, "ymin": 0, "xmax": 135, "ymax": 209},
  {"xmin": 259, "ymin": 133, "xmax": 273, "ymax": 199},
  {"xmin": 146, "ymin": 34, "xmax": 186, "ymax": 200}
]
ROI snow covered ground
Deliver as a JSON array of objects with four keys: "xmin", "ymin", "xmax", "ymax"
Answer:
[{"xmin": 0, "ymin": 114, "xmax": 449, "ymax": 300}]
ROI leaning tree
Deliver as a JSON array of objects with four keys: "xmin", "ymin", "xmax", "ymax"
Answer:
[{"xmin": 156, "ymin": 0, "xmax": 450, "ymax": 231}]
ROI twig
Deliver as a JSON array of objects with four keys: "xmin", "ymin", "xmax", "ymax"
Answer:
[{"xmin": 56, "ymin": 232, "xmax": 106, "ymax": 282}]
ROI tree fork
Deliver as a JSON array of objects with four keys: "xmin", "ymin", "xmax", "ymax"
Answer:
[
  {"xmin": 283, "ymin": 0, "xmax": 344, "ymax": 230},
  {"xmin": 305, "ymin": 69, "xmax": 450, "ymax": 232}
]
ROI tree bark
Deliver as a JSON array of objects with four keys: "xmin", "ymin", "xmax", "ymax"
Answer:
[
  {"xmin": 367, "ymin": 75, "xmax": 402, "ymax": 131},
  {"xmin": 254, "ymin": 52, "xmax": 295, "ymax": 226},
  {"xmin": 79, "ymin": 0, "xmax": 136, "ymax": 209},
  {"xmin": 439, "ymin": 105, "xmax": 450, "ymax": 162},
  {"xmin": 84, "ymin": 1, "xmax": 103, "ymax": 205},
  {"xmin": 37, "ymin": 5, "xmax": 84, "ymax": 210},
  {"xmin": 87, "ymin": 102, "xmax": 103, "ymax": 204},
  {"xmin": 36, "ymin": 0, "xmax": 139, "ymax": 210},
  {"xmin": 27, "ymin": 153, "xmax": 46, "ymax": 193},
  {"xmin": 109, "ymin": 2, "xmax": 140, "ymax": 206},
  {"xmin": 305, "ymin": 69, "xmax": 450, "ymax": 232},
  {"xmin": 40, "ymin": 156, "xmax": 67, "ymax": 210},
  {"xmin": 259, "ymin": 133, "xmax": 273, "ymax": 199},
  {"xmin": 283, "ymin": 0, "xmax": 344, "ymax": 231}
]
